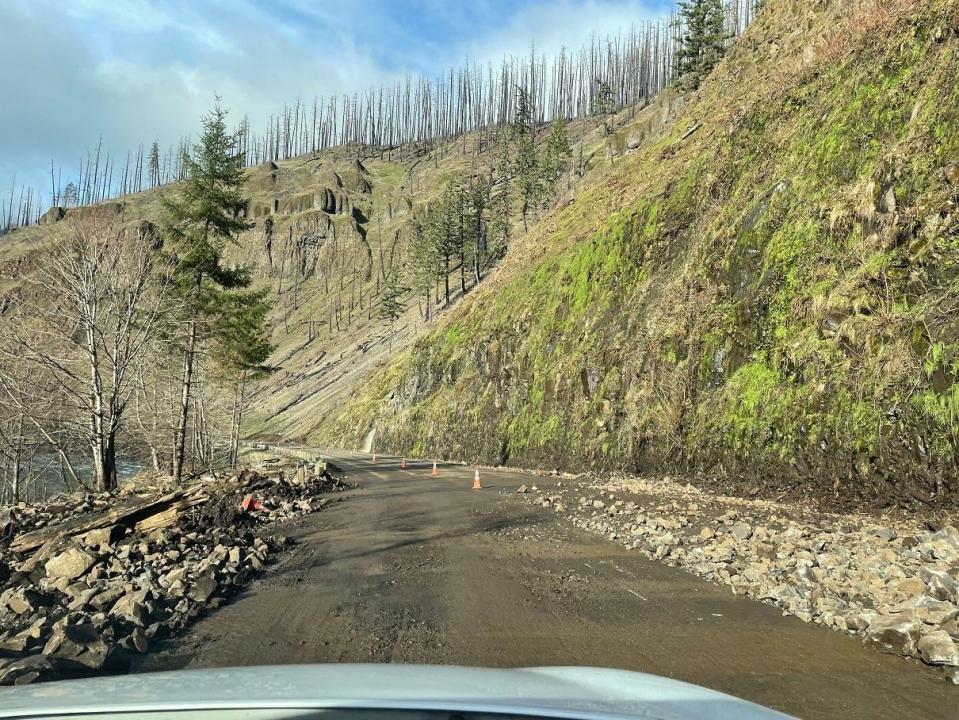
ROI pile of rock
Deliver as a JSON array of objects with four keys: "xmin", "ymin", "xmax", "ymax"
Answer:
[
  {"xmin": 0, "ymin": 462, "xmax": 347, "ymax": 686},
  {"xmin": 518, "ymin": 475, "xmax": 959, "ymax": 684}
]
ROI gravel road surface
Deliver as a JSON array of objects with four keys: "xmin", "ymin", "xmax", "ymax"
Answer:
[{"xmin": 135, "ymin": 451, "xmax": 953, "ymax": 719}]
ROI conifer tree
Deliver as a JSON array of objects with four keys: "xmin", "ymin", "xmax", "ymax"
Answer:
[
  {"xmin": 378, "ymin": 270, "xmax": 408, "ymax": 351},
  {"xmin": 675, "ymin": 0, "xmax": 729, "ymax": 90},
  {"xmin": 594, "ymin": 79, "xmax": 616, "ymax": 135},
  {"xmin": 62, "ymin": 182, "xmax": 77, "ymax": 208},
  {"xmin": 509, "ymin": 87, "xmax": 541, "ymax": 232},
  {"xmin": 409, "ymin": 213, "xmax": 439, "ymax": 320},
  {"xmin": 541, "ymin": 118, "xmax": 572, "ymax": 191},
  {"xmin": 148, "ymin": 141, "xmax": 161, "ymax": 188},
  {"xmin": 161, "ymin": 102, "xmax": 257, "ymax": 482},
  {"xmin": 212, "ymin": 288, "xmax": 273, "ymax": 468}
]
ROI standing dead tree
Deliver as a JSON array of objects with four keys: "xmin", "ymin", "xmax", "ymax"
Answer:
[
  {"xmin": 1, "ymin": 0, "xmax": 769, "ymax": 234},
  {"xmin": 0, "ymin": 219, "xmax": 172, "ymax": 491}
]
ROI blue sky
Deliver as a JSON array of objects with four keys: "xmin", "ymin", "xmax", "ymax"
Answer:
[{"xmin": 0, "ymin": 0, "xmax": 671, "ymax": 200}]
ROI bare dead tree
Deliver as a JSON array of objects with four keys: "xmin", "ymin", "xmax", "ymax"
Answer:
[
  {"xmin": 0, "ymin": 219, "xmax": 173, "ymax": 491},
  {"xmin": 2, "ymin": 0, "xmax": 768, "ymax": 231}
]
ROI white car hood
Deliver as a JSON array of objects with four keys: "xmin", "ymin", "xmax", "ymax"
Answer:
[{"xmin": 0, "ymin": 664, "xmax": 792, "ymax": 720}]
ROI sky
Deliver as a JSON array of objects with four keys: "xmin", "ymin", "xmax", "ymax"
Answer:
[{"xmin": 0, "ymin": 0, "xmax": 671, "ymax": 202}]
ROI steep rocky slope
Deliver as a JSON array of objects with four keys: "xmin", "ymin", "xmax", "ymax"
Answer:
[{"xmin": 319, "ymin": 0, "xmax": 959, "ymax": 510}]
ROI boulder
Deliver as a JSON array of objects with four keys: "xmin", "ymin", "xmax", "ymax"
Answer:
[
  {"xmin": 917, "ymin": 630, "xmax": 959, "ymax": 666},
  {"xmin": 38, "ymin": 206, "xmax": 66, "ymax": 225},
  {"xmin": 894, "ymin": 576, "xmax": 927, "ymax": 599},
  {"xmin": 867, "ymin": 526, "xmax": 897, "ymax": 541},
  {"xmin": 918, "ymin": 526, "xmax": 959, "ymax": 563},
  {"xmin": 42, "ymin": 622, "xmax": 109, "ymax": 671},
  {"xmin": 0, "ymin": 654, "xmax": 52, "ymax": 685},
  {"xmin": 912, "ymin": 595, "xmax": 959, "ymax": 626},
  {"xmin": 0, "ymin": 588, "xmax": 37, "ymax": 616},
  {"xmin": 79, "ymin": 525, "xmax": 120, "ymax": 550},
  {"xmin": 44, "ymin": 546, "xmax": 97, "ymax": 581},
  {"xmin": 189, "ymin": 573, "xmax": 218, "ymax": 602},
  {"xmin": 109, "ymin": 591, "xmax": 149, "ymax": 626},
  {"xmin": 89, "ymin": 585, "xmax": 126, "ymax": 611},
  {"xmin": 0, "ymin": 631, "xmax": 30, "ymax": 653},
  {"xmin": 123, "ymin": 627, "xmax": 149, "ymax": 654},
  {"xmin": 919, "ymin": 566, "xmax": 958, "ymax": 603},
  {"xmin": 864, "ymin": 614, "xmax": 920, "ymax": 655}
]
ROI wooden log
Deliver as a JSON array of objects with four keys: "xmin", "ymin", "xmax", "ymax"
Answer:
[{"xmin": 10, "ymin": 492, "xmax": 183, "ymax": 554}]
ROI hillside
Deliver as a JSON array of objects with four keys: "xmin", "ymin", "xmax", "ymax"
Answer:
[
  {"xmin": 316, "ymin": 0, "xmax": 959, "ymax": 510},
  {"xmin": 3, "ymin": 0, "xmax": 956, "ymax": 510},
  {"xmin": 0, "ymin": 100, "xmax": 621, "ymax": 460}
]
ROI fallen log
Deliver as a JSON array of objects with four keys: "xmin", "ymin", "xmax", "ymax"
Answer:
[
  {"xmin": 9, "ymin": 492, "xmax": 184, "ymax": 554},
  {"xmin": 133, "ymin": 495, "xmax": 208, "ymax": 533}
]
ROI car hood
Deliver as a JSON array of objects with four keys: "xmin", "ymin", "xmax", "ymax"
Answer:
[{"xmin": 0, "ymin": 664, "xmax": 792, "ymax": 720}]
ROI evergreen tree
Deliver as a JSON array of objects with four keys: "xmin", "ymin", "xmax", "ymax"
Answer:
[
  {"xmin": 409, "ymin": 212, "xmax": 439, "ymax": 320},
  {"xmin": 509, "ymin": 87, "xmax": 542, "ymax": 231},
  {"xmin": 62, "ymin": 182, "xmax": 77, "ymax": 208},
  {"xmin": 148, "ymin": 141, "xmax": 161, "ymax": 187},
  {"xmin": 541, "ymin": 118, "xmax": 572, "ymax": 191},
  {"xmin": 675, "ymin": 0, "xmax": 729, "ymax": 90},
  {"xmin": 465, "ymin": 178, "xmax": 491, "ymax": 285},
  {"xmin": 161, "ymin": 102, "xmax": 257, "ymax": 482},
  {"xmin": 212, "ymin": 288, "xmax": 273, "ymax": 468},
  {"xmin": 594, "ymin": 79, "xmax": 616, "ymax": 135},
  {"xmin": 378, "ymin": 270, "xmax": 408, "ymax": 351}
]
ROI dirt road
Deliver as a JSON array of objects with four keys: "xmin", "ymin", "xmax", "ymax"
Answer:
[{"xmin": 135, "ymin": 451, "xmax": 953, "ymax": 719}]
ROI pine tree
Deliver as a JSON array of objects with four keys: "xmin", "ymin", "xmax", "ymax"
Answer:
[
  {"xmin": 541, "ymin": 118, "xmax": 572, "ymax": 190},
  {"xmin": 378, "ymin": 270, "xmax": 408, "ymax": 351},
  {"xmin": 509, "ymin": 87, "xmax": 541, "ymax": 232},
  {"xmin": 62, "ymin": 182, "xmax": 77, "ymax": 208},
  {"xmin": 675, "ymin": 0, "xmax": 729, "ymax": 90},
  {"xmin": 409, "ymin": 212, "xmax": 439, "ymax": 320},
  {"xmin": 213, "ymin": 288, "xmax": 273, "ymax": 468},
  {"xmin": 161, "ymin": 102, "xmax": 256, "ymax": 482},
  {"xmin": 594, "ymin": 79, "xmax": 616, "ymax": 135},
  {"xmin": 148, "ymin": 141, "xmax": 161, "ymax": 188}
]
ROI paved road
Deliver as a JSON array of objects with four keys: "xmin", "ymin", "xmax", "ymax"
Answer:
[{"xmin": 136, "ymin": 451, "xmax": 953, "ymax": 719}]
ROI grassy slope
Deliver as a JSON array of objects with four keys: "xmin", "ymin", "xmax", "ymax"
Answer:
[{"xmin": 319, "ymin": 0, "xmax": 959, "ymax": 509}]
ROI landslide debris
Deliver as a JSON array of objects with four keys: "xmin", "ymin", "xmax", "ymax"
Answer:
[
  {"xmin": 0, "ymin": 460, "xmax": 348, "ymax": 686},
  {"xmin": 516, "ymin": 473, "xmax": 959, "ymax": 684}
]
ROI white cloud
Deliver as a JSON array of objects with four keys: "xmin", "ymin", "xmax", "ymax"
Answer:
[{"xmin": 0, "ymin": 0, "xmax": 667, "ymax": 203}]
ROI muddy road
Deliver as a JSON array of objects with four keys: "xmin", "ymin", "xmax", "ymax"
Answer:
[{"xmin": 135, "ymin": 451, "xmax": 952, "ymax": 719}]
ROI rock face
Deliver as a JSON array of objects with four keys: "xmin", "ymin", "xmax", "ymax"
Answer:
[
  {"xmin": 518, "ymin": 472, "xmax": 959, "ymax": 683},
  {"xmin": 0, "ymin": 460, "xmax": 350, "ymax": 686},
  {"xmin": 38, "ymin": 206, "xmax": 65, "ymax": 225}
]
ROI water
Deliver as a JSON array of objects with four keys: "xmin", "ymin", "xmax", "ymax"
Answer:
[{"xmin": 3, "ymin": 455, "xmax": 147, "ymax": 503}]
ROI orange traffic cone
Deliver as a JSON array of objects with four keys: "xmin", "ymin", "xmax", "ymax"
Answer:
[
  {"xmin": 431, "ymin": 461, "xmax": 439, "ymax": 476},
  {"xmin": 401, "ymin": 458, "xmax": 407, "ymax": 469},
  {"xmin": 472, "ymin": 467, "xmax": 482, "ymax": 490}
]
